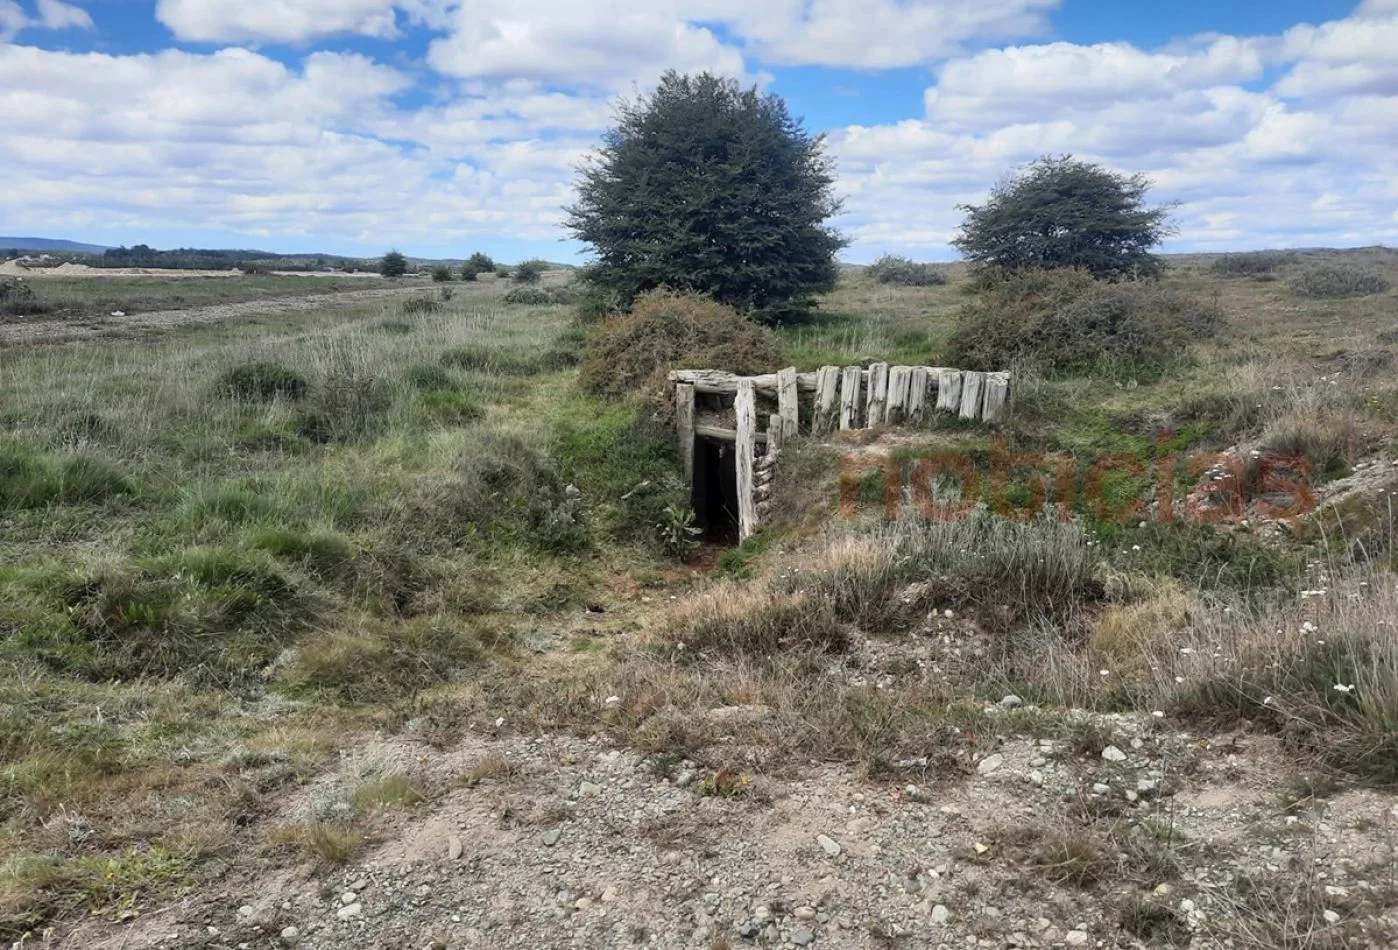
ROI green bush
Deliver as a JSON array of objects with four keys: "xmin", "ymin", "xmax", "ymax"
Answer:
[
  {"xmin": 866, "ymin": 255, "xmax": 948, "ymax": 286},
  {"xmin": 461, "ymin": 252, "xmax": 494, "ymax": 281},
  {"xmin": 217, "ymin": 361, "xmax": 308, "ymax": 402},
  {"xmin": 494, "ymin": 267, "xmax": 511, "ymax": 279},
  {"xmin": 1210, "ymin": 251, "xmax": 1295, "ymax": 277},
  {"xmin": 1289, "ymin": 266, "xmax": 1390, "ymax": 299},
  {"xmin": 513, "ymin": 260, "xmax": 547, "ymax": 284},
  {"xmin": 503, "ymin": 286, "xmax": 559, "ymax": 306},
  {"xmin": 945, "ymin": 269, "xmax": 1223, "ymax": 376},
  {"xmin": 430, "ymin": 266, "xmax": 453, "ymax": 282},
  {"xmin": 577, "ymin": 288, "xmax": 784, "ymax": 397},
  {"xmin": 0, "ymin": 278, "xmax": 47, "ymax": 317}
]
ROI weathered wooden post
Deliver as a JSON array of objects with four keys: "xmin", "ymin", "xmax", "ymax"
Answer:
[
  {"xmin": 776, "ymin": 366, "xmax": 799, "ymax": 441},
  {"xmin": 735, "ymin": 378, "xmax": 757, "ymax": 540},
  {"xmin": 676, "ymin": 382, "xmax": 696, "ymax": 484},
  {"xmin": 959, "ymin": 370, "xmax": 986, "ymax": 421},
  {"xmin": 981, "ymin": 372, "xmax": 1011, "ymax": 423},
  {"xmin": 813, "ymin": 365, "xmax": 840, "ymax": 435},
  {"xmin": 907, "ymin": 366, "xmax": 929, "ymax": 424},
  {"xmin": 767, "ymin": 412, "xmax": 783, "ymax": 453},
  {"xmin": 866, "ymin": 362, "xmax": 889, "ymax": 426},
  {"xmin": 839, "ymin": 365, "xmax": 862, "ymax": 430},
  {"xmin": 935, "ymin": 369, "xmax": 963, "ymax": 414},
  {"xmin": 885, "ymin": 366, "xmax": 911, "ymax": 425}
]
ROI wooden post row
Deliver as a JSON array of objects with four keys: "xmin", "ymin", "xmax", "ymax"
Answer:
[
  {"xmin": 734, "ymin": 379, "xmax": 757, "ymax": 540},
  {"xmin": 676, "ymin": 382, "xmax": 695, "ymax": 483}
]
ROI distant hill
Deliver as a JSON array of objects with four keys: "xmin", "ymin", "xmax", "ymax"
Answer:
[{"xmin": 0, "ymin": 237, "xmax": 111, "ymax": 253}]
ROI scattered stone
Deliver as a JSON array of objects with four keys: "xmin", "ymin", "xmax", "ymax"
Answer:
[
  {"xmin": 931, "ymin": 904, "xmax": 950, "ymax": 925},
  {"xmin": 1323, "ymin": 909, "xmax": 1340, "ymax": 924},
  {"xmin": 340, "ymin": 892, "xmax": 357, "ymax": 906},
  {"xmin": 600, "ymin": 885, "xmax": 619, "ymax": 903},
  {"xmin": 795, "ymin": 906, "xmax": 817, "ymax": 920},
  {"xmin": 1092, "ymin": 783, "xmax": 1111, "ymax": 795},
  {"xmin": 543, "ymin": 828, "xmax": 562, "ymax": 847},
  {"xmin": 1101, "ymin": 745, "xmax": 1127, "ymax": 763},
  {"xmin": 1065, "ymin": 930, "xmax": 1089, "ymax": 946},
  {"xmin": 999, "ymin": 695, "xmax": 1023, "ymax": 708},
  {"xmin": 817, "ymin": 834, "xmax": 842, "ymax": 857},
  {"xmin": 279, "ymin": 926, "xmax": 300, "ymax": 941},
  {"xmin": 336, "ymin": 903, "xmax": 362, "ymax": 921},
  {"xmin": 792, "ymin": 926, "xmax": 815, "ymax": 946},
  {"xmin": 447, "ymin": 836, "xmax": 463, "ymax": 860},
  {"xmin": 977, "ymin": 754, "xmax": 1004, "ymax": 775},
  {"xmin": 578, "ymin": 781, "xmax": 602, "ymax": 797}
]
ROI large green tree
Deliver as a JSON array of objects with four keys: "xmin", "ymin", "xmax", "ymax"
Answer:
[
  {"xmin": 954, "ymin": 156, "xmax": 1174, "ymax": 280},
  {"xmin": 566, "ymin": 71, "xmax": 846, "ymax": 322},
  {"xmin": 379, "ymin": 249, "xmax": 408, "ymax": 278}
]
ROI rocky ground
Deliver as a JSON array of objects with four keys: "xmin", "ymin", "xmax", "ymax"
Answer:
[{"xmin": 58, "ymin": 706, "xmax": 1398, "ymax": 950}]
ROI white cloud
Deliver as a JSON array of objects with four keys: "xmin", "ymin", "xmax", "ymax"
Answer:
[
  {"xmin": 155, "ymin": 0, "xmax": 401, "ymax": 43},
  {"xmin": 0, "ymin": 0, "xmax": 91, "ymax": 40}
]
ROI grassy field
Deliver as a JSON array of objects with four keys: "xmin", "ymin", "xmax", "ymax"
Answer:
[
  {"xmin": 3, "ymin": 273, "xmax": 415, "ymax": 319},
  {"xmin": 3, "ymin": 248, "xmax": 1398, "ymax": 942}
]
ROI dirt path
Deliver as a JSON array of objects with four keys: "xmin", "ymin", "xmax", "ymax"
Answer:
[{"xmin": 0, "ymin": 287, "xmax": 426, "ymax": 348}]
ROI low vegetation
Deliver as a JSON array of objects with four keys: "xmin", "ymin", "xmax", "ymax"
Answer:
[
  {"xmin": 866, "ymin": 254, "xmax": 947, "ymax": 286},
  {"xmin": 1289, "ymin": 265, "xmax": 1391, "ymax": 299}
]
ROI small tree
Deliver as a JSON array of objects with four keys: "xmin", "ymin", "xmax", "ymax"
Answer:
[
  {"xmin": 461, "ymin": 252, "xmax": 494, "ymax": 281},
  {"xmin": 513, "ymin": 259, "xmax": 547, "ymax": 284},
  {"xmin": 567, "ymin": 70, "xmax": 845, "ymax": 322},
  {"xmin": 954, "ymin": 156, "xmax": 1174, "ymax": 280},
  {"xmin": 380, "ymin": 249, "xmax": 408, "ymax": 279},
  {"xmin": 431, "ymin": 265, "xmax": 453, "ymax": 282}
]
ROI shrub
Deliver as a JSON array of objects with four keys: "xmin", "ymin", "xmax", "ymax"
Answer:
[
  {"xmin": 430, "ymin": 266, "xmax": 453, "ymax": 282},
  {"xmin": 577, "ymin": 288, "xmax": 784, "ymax": 397},
  {"xmin": 1210, "ymin": 251, "xmax": 1295, "ymax": 277},
  {"xmin": 512, "ymin": 259, "xmax": 547, "ymax": 284},
  {"xmin": 0, "ymin": 278, "xmax": 48, "ymax": 317},
  {"xmin": 1289, "ymin": 266, "xmax": 1390, "ymax": 299},
  {"xmin": 503, "ymin": 286, "xmax": 558, "ymax": 305},
  {"xmin": 461, "ymin": 252, "xmax": 494, "ymax": 281},
  {"xmin": 494, "ymin": 267, "xmax": 510, "ymax": 278},
  {"xmin": 866, "ymin": 255, "xmax": 948, "ymax": 286},
  {"xmin": 217, "ymin": 361, "xmax": 308, "ymax": 402},
  {"xmin": 945, "ymin": 269, "xmax": 1223, "ymax": 376},
  {"xmin": 400, "ymin": 295, "xmax": 439, "ymax": 315},
  {"xmin": 379, "ymin": 249, "xmax": 408, "ymax": 279},
  {"xmin": 676, "ymin": 584, "xmax": 849, "ymax": 656}
]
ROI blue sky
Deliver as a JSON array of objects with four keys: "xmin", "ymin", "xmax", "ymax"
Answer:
[{"xmin": 1, "ymin": 0, "xmax": 1394, "ymax": 261}]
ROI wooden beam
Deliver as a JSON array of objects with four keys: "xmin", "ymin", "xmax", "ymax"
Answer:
[
  {"xmin": 885, "ymin": 366, "xmax": 911, "ymax": 425},
  {"xmin": 675, "ymin": 382, "xmax": 695, "ymax": 484},
  {"xmin": 907, "ymin": 366, "xmax": 929, "ymax": 425},
  {"xmin": 959, "ymin": 371, "xmax": 986, "ymax": 421},
  {"xmin": 767, "ymin": 412, "xmax": 783, "ymax": 453},
  {"xmin": 776, "ymin": 366, "xmax": 799, "ymax": 441},
  {"xmin": 813, "ymin": 365, "xmax": 839, "ymax": 435},
  {"xmin": 935, "ymin": 369, "xmax": 963, "ymax": 414},
  {"xmin": 982, "ymin": 371, "xmax": 1011, "ymax": 423},
  {"xmin": 695, "ymin": 424, "xmax": 768, "ymax": 444},
  {"xmin": 839, "ymin": 365, "xmax": 862, "ymax": 430},
  {"xmin": 866, "ymin": 362, "xmax": 889, "ymax": 426},
  {"xmin": 735, "ymin": 379, "xmax": 757, "ymax": 540}
]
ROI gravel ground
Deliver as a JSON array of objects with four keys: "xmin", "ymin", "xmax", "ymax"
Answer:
[{"xmin": 63, "ymin": 713, "xmax": 1398, "ymax": 950}]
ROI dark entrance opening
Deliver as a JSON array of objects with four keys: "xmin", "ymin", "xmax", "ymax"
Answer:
[{"xmin": 692, "ymin": 436, "xmax": 740, "ymax": 542}]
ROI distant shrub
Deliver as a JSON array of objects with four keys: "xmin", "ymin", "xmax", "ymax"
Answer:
[
  {"xmin": 1210, "ymin": 251, "xmax": 1296, "ymax": 277},
  {"xmin": 503, "ymin": 286, "xmax": 560, "ymax": 305},
  {"xmin": 866, "ymin": 254, "xmax": 948, "ymax": 286},
  {"xmin": 217, "ymin": 361, "xmax": 308, "ymax": 402},
  {"xmin": 431, "ymin": 266, "xmax": 453, "ymax": 282},
  {"xmin": 578, "ymin": 288, "xmax": 784, "ymax": 397},
  {"xmin": 513, "ymin": 259, "xmax": 547, "ymax": 284},
  {"xmin": 494, "ymin": 267, "xmax": 511, "ymax": 278},
  {"xmin": 461, "ymin": 252, "xmax": 495, "ymax": 281},
  {"xmin": 379, "ymin": 249, "xmax": 408, "ymax": 279},
  {"xmin": 1289, "ymin": 266, "xmax": 1390, "ymax": 299},
  {"xmin": 0, "ymin": 278, "xmax": 47, "ymax": 317},
  {"xmin": 401, "ymin": 296, "xmax": 440, "ymax": 315},
  {"xmin": 945, "ymin": 269, "xmax": 1223, "ymax": 376}
]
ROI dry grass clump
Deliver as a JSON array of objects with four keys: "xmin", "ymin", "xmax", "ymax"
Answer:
[
  {"xmin": 578, "ymin": 288, "xmax": 784, "ymax": 398},
  {"xmin": 1290, "ymin": 266, "xmax": 1390, "ymax": 299},
  {"xmin": 673, "ymin": 582, "xmax": 848, "ymax": 656},
  {"xmin": 946, "ymin": 269, "xmax": 1223, "ymax": 377}
]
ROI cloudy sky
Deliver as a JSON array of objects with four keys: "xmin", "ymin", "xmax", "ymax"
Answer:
[{"xmin": 1, "ymin": 0, "xmax": 1395, "ymax": 261}]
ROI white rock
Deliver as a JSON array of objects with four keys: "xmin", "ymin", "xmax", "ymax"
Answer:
[
  {"xmin": 1065, "ymin": 930, "xmax": 1089, "ymax": 946},
  {"xmin": 336, "ymin": 903, "xmax": 362, "ymax": 921},
  {"xmin": 794, "ymin": 906, "xmax": 817, "ymax": 920},
  {"xmin": 1101, "ymin": 745, "xmax": 1127, "ymax": 762},
  {"xmin": 999, "ymin": 694, "xmax": 1023, "ymax": 708},
  {"xmin": 340, "ymin": 892, "xmax": 357, "ymax": 905},
  {"xmin": 817, "ymin": 834, "xmax": 842, "ymax": 857},
  {"xmin": 931, "ymin": 904, "xmax": 950, "ymax": 924},
  {"xmin": 1323, "ymin": 910, "xmax": 1340, "ymax": 924},
  {"xmin": 977, "ymin": 754, "xmax": 1003, "ymax": 775},
  {"xmin": 447, "ymin": 836, "xmax": 463, "ymax": 860}
]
